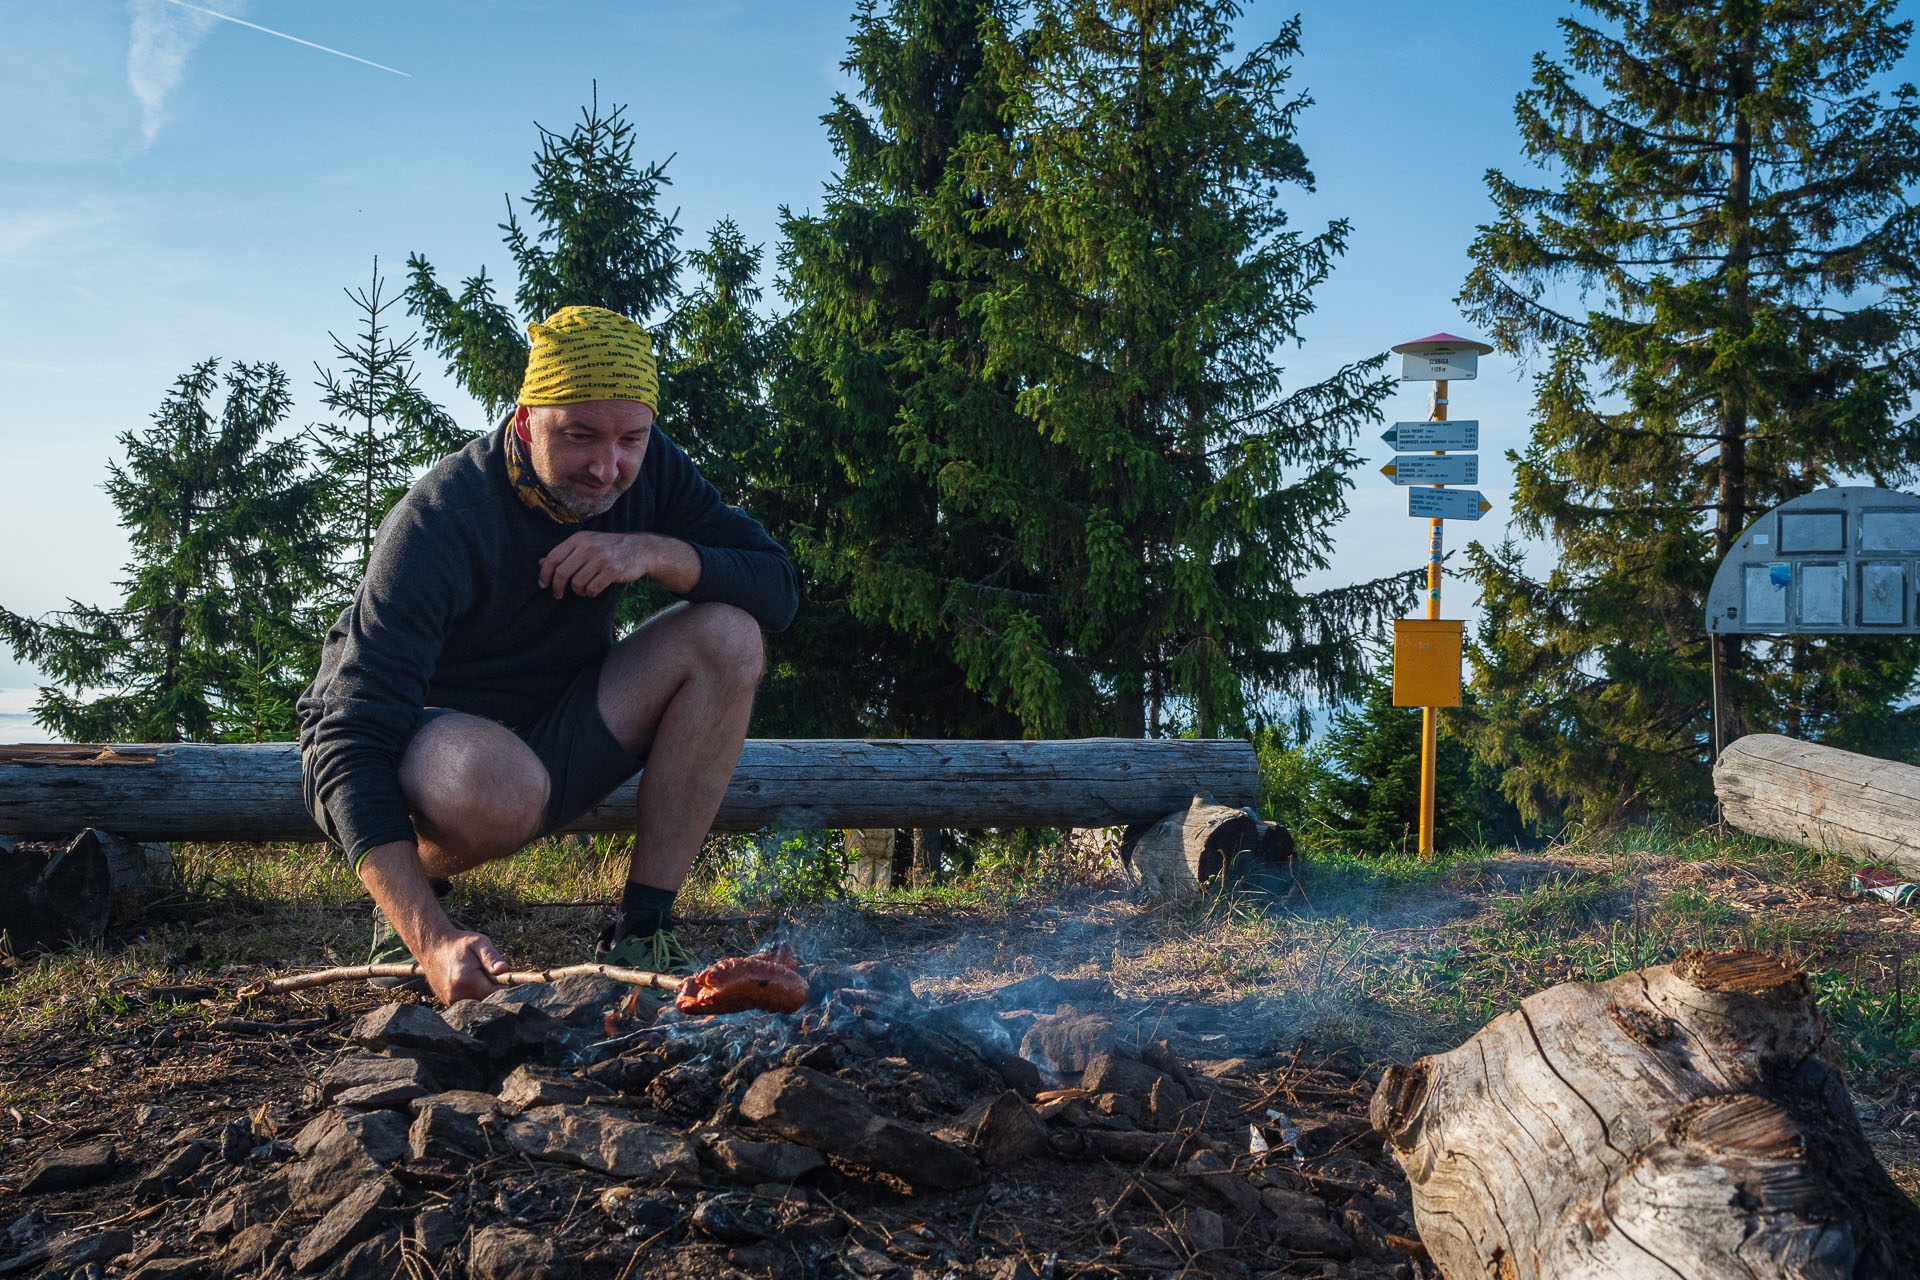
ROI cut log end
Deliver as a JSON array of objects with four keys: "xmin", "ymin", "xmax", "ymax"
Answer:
[{"xmin": 1374, "ymin": 949, "xmax": 1920, "ymax": 1279}]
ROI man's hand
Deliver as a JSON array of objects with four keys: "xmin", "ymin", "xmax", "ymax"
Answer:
[
  {"xmin": 539, "ymin": 531, "xmax": 702, "ymax": 598},
  {"xmin": 419, "ymin": 930, "xmax": 510, "ymax": 1005}
]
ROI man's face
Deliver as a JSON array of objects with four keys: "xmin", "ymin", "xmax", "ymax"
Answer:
[{"xmin": 522, "ymin": 399, "xmax": 656, "ymax": 519}]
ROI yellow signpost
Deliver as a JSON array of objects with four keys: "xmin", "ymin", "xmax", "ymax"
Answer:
[{"xmin": 1386, "ymin": 333, "xmax": 1494, "ymax": 856}]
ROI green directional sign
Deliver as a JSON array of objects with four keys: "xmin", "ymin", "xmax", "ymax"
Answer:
[
  {"xmin": 1381, "ymin": 421, "xmax": 1478, "ymax": 451},
  {"xmin": 1409, "ymin": 488, "xmax": 1493, "ymax": 520}
]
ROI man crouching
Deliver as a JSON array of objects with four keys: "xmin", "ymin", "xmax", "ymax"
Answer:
[{"xmin": 297, "ymin": 305, "xmax": 797, "ymax": 1005}]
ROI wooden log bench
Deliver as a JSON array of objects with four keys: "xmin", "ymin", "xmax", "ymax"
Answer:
[
  {"xmin": 0, "ymin": 738, "xmax": 1260, "ymax": 842},
  {"xmin": 1714, "ymin": 732, "xmax": 1920, "ymax": 877}
]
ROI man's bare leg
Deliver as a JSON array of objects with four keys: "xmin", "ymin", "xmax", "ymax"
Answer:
[{"xmin": 595, "ymin": 601, "xmax": 765, "ymax": 892}]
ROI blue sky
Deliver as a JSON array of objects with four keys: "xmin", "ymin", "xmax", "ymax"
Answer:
[{"xmin": 0, "ymin": 0, "xmax": 1629, "ymax": 739}]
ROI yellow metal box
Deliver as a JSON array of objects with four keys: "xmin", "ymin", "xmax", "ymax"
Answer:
[{"xmin": 1392, "ymin": 619, "xmax": 1463, "ymax": 708}]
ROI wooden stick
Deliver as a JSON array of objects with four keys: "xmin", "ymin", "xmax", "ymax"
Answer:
[{"xmin": 234, "ymin": 961, "xmax": 681, "ymax": 1002}]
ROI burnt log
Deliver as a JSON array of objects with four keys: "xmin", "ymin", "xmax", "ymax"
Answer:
[
  {"xmin": 1370, "ymin": 949, "xmax": 1920, "ymax": 1279},
  {"xmin": 0, "ymin": 739, "xmax": 1259, "ymax": 842},
  {"xmin": 1119, "ymin": 794, "xmax": 1292, "ymax": 898},
  {"xmin": 1715, "ymin": 733, "xmax": 1920, "ymax": 877},
  {"xmin": 0, "ymin": 828, "xmax": 170, "ymax": 953}
]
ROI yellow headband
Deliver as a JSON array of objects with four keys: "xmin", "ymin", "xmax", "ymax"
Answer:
[{"xmin": 518, "ymin": 305, "xmax": 659, "ymax": 409}]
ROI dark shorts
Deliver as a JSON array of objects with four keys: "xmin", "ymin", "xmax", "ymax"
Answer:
[{"xmin": 305, "ymin": 655, "xmax": 645, "ymax": 851}]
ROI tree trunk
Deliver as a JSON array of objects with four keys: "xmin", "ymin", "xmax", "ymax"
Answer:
[
  {"xmin": 0, "ymin": 739, "xmax": 1261, "ymax": 842},
  {"xmin": 1714, "ymin": 733, "xmax": 1920, "ymax": 879},
  {"xmin": 910, "ymin": 827, "xmax": 943, "ymax": 888},
  {"xmin": 1370, "ymin": 950, "xmax": 1920, "ymax": 1279}
]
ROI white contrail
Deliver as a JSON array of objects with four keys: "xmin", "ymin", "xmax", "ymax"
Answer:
[{"xmin": 157, "ymin": 0, "xmax": 410, "ymax": 77}]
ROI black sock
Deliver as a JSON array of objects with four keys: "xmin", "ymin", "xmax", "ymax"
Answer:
[
  {"xmin": 428, "ymin": 877, "xmax": 452, "ymax": 899},
  {"xmin": 616, "ymin": 881, "xmax": 677, "ymax": 938}
]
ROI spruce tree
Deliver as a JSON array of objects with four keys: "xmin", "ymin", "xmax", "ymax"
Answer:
[
  {"xmin": 660, "ymin": 221, "xmax": 776, "ymax": 507},
  {"xmin": 309, "ymin": 258, "xmax": 468, "ymax": 589},
  {"xmin": 1461, "ymin": 0, "xmax": 1920, "ymax": 823},
  {"xmin": 405, "ymin": 87, "xmax": 682, "ymax": 417},
  {"xmin": 772, "ymin": 0, "xmax": 1035, "ymax": 739},
  {"xmin": 0, "ymin": 361, "xmax": 330, "ymax": 743},
  {"xmin": 927, "ymin": 0, "xmax": 1415, "ymax": 735}
]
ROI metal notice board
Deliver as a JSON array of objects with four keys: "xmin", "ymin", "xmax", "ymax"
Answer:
[{"xmin": 1704, "ymin": 487, "xmax": 1920, "ymax": 635}]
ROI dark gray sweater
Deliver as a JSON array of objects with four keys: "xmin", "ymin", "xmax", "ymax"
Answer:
[{"xmin": 297, "ymin": 425, "xmax": 797, "ymax": 865}]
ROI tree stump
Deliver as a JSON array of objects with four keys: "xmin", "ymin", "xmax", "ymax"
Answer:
[
  {"xmin": 1370, "ymin": 950, "xmax": 1920, "ymax": 1279},
  {"xmin": 0, "ymin": 829, "xmax": 171, "ymax": 954},
  {"xmin": 844, "ymin": 828, "xmax": 894, "ymax": 891},
  {"xmin": 1118, "ymin": 794, "xmax": 1292, "ymax": 899}
]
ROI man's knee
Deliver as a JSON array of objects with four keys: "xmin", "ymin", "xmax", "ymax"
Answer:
[
  {"xmin": 688, "ymin": 603, "xmax": 765, "ymax": 686},
  {"xmin": 401, "ymin": 721, "xmax": 549, "ymax": 853}
]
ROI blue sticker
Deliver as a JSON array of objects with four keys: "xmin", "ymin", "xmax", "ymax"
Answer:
[{"xmin": 1769, "ymin": 564, "xmax": 1791, "ymax": 588}]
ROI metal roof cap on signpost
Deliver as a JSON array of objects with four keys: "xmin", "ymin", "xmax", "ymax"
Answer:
[{"xmin": 1390, "ymin": 333, "xmax": 1496, "ymax": 356}]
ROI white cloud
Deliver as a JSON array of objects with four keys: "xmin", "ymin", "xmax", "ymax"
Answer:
[{"xmin": 126, "ymin": 0, "xmax": 244, "ymax": 148}]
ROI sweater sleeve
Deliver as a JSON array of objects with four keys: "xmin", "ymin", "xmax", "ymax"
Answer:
[
  {"xmin": 649, "ymin": 431, "xmax": 799, "ymax": 632},
  {"xmin": 301, "ymin": 503, "xmax": 467, "ymax": 867}
]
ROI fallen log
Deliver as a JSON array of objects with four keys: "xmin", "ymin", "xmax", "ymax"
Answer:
[
  {"xmin": 1715, "ymin": 733, "xmax": 1920, "ymax": 879},
  {"xmin": 0, "ymin": 829, "xmax": 171, "ymax": 954},
  {"xmin": 1370, "ymin": 949, "xmax": 1920, "ymax": 1279},
  {"xmin": 234, "ymin": 961, "xmax": 679, "ymax": 1002},
  {"xmin": 0, "ymin": 738, "xmax": 1259, "ymax": 843}
]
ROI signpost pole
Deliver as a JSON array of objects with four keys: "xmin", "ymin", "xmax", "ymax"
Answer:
[{"xmin": 1419, "ymin": 382, "xmax": 1446, "ymax": 857}]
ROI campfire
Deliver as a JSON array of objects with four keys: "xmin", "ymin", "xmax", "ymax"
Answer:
[{"xmin": 1, "ymin": 938, "xmax": 1429, "ymax": 1279}]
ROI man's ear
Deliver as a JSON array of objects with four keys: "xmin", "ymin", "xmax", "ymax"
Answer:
[{"xmin": 514, "ymin": 404, "xmax": 531, "ymax": 441}]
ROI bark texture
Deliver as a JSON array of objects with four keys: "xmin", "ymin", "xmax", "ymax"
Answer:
[
  {"xmin": 0, "ymin": 739, "xmax": 1259, "ymax": 842},
  {"xmin": 1715, "ymin": 733, "xmax": 1920, "ymax": 878},
  {"xmin": 1370, "ymin": 949, "xmax": 1920, "ymax": 1279},
  {"xmin": 1118, "ymin": 795, "xmax": 1292, "ymax": 899}
]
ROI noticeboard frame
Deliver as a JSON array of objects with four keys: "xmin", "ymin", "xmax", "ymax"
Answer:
[{"xmin": 1704, "ymin": 487, "xmax": 1920, "ymax": 635}]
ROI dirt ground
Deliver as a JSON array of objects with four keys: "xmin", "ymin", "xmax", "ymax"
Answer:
[{"xmin": 1, "ymin": 825, "xmax": 1916, "ymax": 1279}]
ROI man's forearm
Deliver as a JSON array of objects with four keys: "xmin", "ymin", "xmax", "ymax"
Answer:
[
  {"xmin": 357, "ymin": 840, "xmax": 456, "ymax": 960},
  {"xmin": 637, "ymin": 533, "xmax": 702, "ymax": 594}
]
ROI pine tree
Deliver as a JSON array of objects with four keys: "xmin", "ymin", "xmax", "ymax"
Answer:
[
  {"xmin": 661, "ymin": 221, "xmax": 776, "ymax": 508},
  {"xmin": 309, "ymin": 258, "xmax": 468, "ymax": 589},
  {"xmin": 924, "ymin": 0, "xmax": 1416, "ymax": 736},
  {"xmin": 0, "ymin": 361, "xmax": 330, "ymax": 743},
  {"xmin": 1461, "ymin": 0, "xmax": 1920, "ymax": 823},
  {"xmin": 404, "ymin": 88, "xmax": 682, "ymax": 417},
  {"xmin": 771, "ymin": 0, "xmax": 1036, "ymax": 739}
]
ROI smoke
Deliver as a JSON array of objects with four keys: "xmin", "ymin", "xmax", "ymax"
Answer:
[{"xmin": 126, "ymin": 0, "xmax": 235, "ymax": 148}]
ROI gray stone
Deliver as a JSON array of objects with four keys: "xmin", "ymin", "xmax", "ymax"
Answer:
[
  {"xmin": 690, "ymin": 1194, "xmax": 778, "ymax": 1244},
  {"xmin": 0, "ymin": 1229, "xmax": 133, "ymax": 1278},
  {"xmin": 293, "ymin": 1109, "xmax": 409, "ymax": 1165},
  {"xmin": 134, "ymin": 1141, "xmax": 209, "ymax": 1199},
  {"xmin": 496, "ymin": 1065, "xmax": 591, "ymax": 1112},
  {"xmin": 331, "ymin": 1080, "xmax": 430, "ymax": 1109},
  {"xmin": 350, "ymin": 1004, "xmax": 484, "ymax": 1056},
  {"xmin": 195, "ymin": 1181, "xmax": 279, "ymax": 1239},
  {"xmin": 739, "ymin": 1067, "xmax": 981, "ymax": 1190},
  {"xmin": 18, "ymin": 1140, "xmax": 117, "ymax": 1194},
  {"xmin": 1171, "ymin": 1205, "xmax": 1224, "ymax": 1254},
  {"xmin": 545, "ymin": 972, "xmax": 628, "ymax": 1024},
  {"xmin": 290, "ymin": 1125, "xmax": 387, "ymax": 1214},
  {"xmin": 503, "ymin": 1106, "xmax": 698, "ymax": 1181},
  {"xmin": 291, "ymin": 1176, "xmax": 398, "ymax": 1272},
  {"xmin": 1268, "ymin": 1211, "xmax": 1354, "ymax": 1259},
  {"xmin": 1018, "ymin": 1011, "xmax": 1118, "ymax": 1075},
  {"xmin": 323, "ymin": 1231, "xmax": 399, "ymax": 1280},
  {"xmin": 705, "ymin": 1136, "xmax": 827, "ymax": 1184},
  {"xmin": 125, "ymin": 1256, "xmax": 209, "ymax": 1280},
  {"xmin": 223, "ymin": 1224, "xmax": 280, "ymax": 1273},
  {"xmin": 408, "ymin": 1089, "xmax": 500, "ymax": 1116},
  {"xmin": 1083, "ymin": 1051, "xmax": 1175, "ymax": 1101},
  {"xmin": 1258, "ymin": 1186, "xmax": 1324, "ymax": 1219},
  {"xmin": 939, "ymin": 1092, "xmax": 1049, "ymax": 1166},
  {"xmin": 1184, "ymin": 1150, "xmax": 1261, "ymax": 1218},
  {"xmin": 409, "ymin": 1102, "xmax": 502, "ymax": 1161},
  {"xmin": 990, "ymin": 974, "xmax": 1066, "ymax": 1011},
  {"xmin": 467, "ymin": 1225, "xmax": 572, "ymax": 1280},
  {"xmin": 317, "ymin": 1055, "xmax": 437, "ymax": 1104},
  {"xmin": 411, "ymin": 1208, "xmax": 463, "ymax": 1256}
]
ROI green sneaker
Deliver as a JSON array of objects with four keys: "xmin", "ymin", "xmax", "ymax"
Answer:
[
  {"xmin": 367, "ymin": 906, "xmax": 428, "ymax": 992},
  {"xmin": 594, "ymin": 924, "xmax": 701, "ymax": 976}
]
